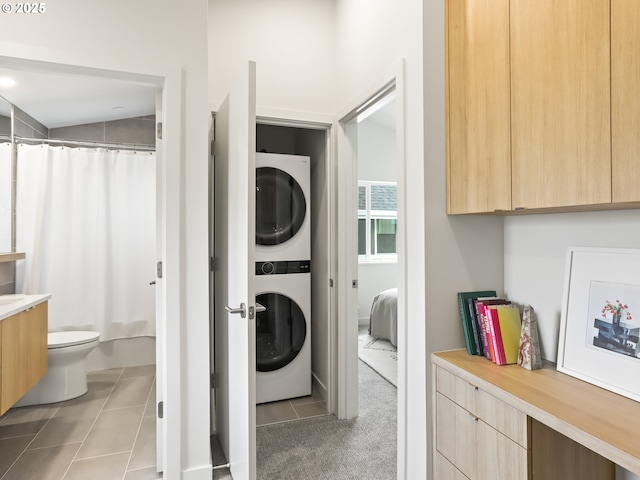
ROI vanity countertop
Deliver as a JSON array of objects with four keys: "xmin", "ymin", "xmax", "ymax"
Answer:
[{"xmin": 0, "ymin": 294, "xmax": 51, "ymax": 321}]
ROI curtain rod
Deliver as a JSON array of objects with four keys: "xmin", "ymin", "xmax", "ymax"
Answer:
[{"xmin": 14, "ymin": 136, "xmax": 156, "ymax": 152}]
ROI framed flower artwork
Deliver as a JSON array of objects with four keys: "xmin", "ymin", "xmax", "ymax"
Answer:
[{"xmin": 557, "ymin": 247, "xmax": 640, "ymax": 402}]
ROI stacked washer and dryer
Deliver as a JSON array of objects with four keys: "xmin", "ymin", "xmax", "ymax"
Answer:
[{"xmin": 254, "ymin": 152, "xmax": 312, "ymax": 404}]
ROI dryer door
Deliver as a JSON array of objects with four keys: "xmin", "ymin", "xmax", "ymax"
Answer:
[
  {"xmin": 255, "ymin": 292, "xmax": 307, "ymax": 372},
  {"xmin": 255, "ymin": 167, "xmax": 306, "ymax": 246}
]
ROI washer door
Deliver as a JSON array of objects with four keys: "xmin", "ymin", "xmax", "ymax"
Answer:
[
  {"xmin": 255, "ymin": 167, "xmax": 306, "ymax": 246},
  {"xmin": 256, "ymin": 292, "xmax": 307, "ymax": 372}
]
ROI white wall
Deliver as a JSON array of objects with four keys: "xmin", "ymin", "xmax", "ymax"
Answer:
[
  {"xmin": 0, "ymin": 2, "xmax": 212, "ymax": 478},
  {"xmin": 208, "ymin": 2, "xmax": 503, "ymax": 478},
  {"xmin": 337, "ymin": 2, "xmax": 505, "ymax": 480},
  {"xmin": 505, "ymin": 209, "xmax": 640, "ymax": 480},
  {"xmin": 208, "ymin": 0, "xmax": 337, "ymax": 115},
  {"xmin": 357, "ymin": 118, "xmax": 397, "ymax": 182},
  {"xmin": 505, "ymin": 210, "xmax": 640, "ymax": 361},
  {"xmin": 357, "ymin": 117, "xmax": 398, "ymax": 325}
]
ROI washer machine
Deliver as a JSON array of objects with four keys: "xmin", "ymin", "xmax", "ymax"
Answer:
[
  {"xmin": 255, "ymin": 260, "xmax": 311, "ymax": 404},
  {"xmin": 255, "ymin": 152, "xmax": 310, "ymax": 262}
]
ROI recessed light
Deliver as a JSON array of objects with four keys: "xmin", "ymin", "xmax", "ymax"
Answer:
[
  {"xmin": 0, "ymin": 78, "xmax": 16, "ymax": 87},
  {"xmin": 112, "ymin": 106, "xmax": 124, "ymax": 110}
]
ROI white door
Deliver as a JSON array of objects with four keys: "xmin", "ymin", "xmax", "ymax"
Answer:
[
  {"xmin": 154, "ymin": 88, "xmax": 165, "ymax": 473},
  {"xmin": 213, "ymin": 61, "xmax": 257, "ymax": 480}
]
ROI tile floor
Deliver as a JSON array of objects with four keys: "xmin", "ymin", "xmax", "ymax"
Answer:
[
  {"xmin": 0, "ymin": 365, "xmax": 159, "ymax": 480},
  {"xmin": 256, "ymin": 385, "xmax": 328, "ymax": 427}
]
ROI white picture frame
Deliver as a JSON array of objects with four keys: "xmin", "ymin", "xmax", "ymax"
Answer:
[{"xmin": 558, "ymin": 246, "xmax": 640, "ymax": 402}]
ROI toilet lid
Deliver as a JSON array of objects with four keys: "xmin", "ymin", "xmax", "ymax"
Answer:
[{"xmin": 48, "ymin": 331, "xmax": 100, "ymax": 349}]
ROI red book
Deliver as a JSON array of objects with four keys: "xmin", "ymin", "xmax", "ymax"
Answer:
[
  {"xmin": 486, "ymin": 306, "xmax": 506, "ymax": 365},
  {"xmin": 476, "ymin": 298, "xmax": 511, "ymax": 362}
]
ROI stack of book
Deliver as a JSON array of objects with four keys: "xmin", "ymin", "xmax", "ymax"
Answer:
[{"xmin": 457, "ymin": 291, "xmax": 523, "ymax": 365}]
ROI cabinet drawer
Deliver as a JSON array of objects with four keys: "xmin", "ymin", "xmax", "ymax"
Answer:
[
  {"xmin": 436, "ymin": 365, "xmax": 477, "ymax": 412},
  {"xmin": 475, "ymin": 419, "xmax": 529, "ymax": 480},
  {"xmin": 436, "ymin": 365, "xmax": 528, "ymax": 447},
  {"xmin": 435, "ymin": 450, "xmax": 469, "ymax": 480},
  {"xmin": 436, "ymin": 392, "xmax": 477, "ymax": 479},
  {"xmin": 476, "ymin": 388, "xmax": 528, "ymax": 447},
  {"xmin": 437, "ymin": 391, "xmax": 529, "ymax": 480}
]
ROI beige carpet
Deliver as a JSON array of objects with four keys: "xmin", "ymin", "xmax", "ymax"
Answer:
[
  {"xmin": 257, "ymin": 360, "xmax": 396, "ymax": 479},
  {"xmin": 358, "ymin": 328, "xmax": 397, "ymax": 387}
]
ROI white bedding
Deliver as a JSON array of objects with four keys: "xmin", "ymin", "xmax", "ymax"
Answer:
[{"xmin": 368, "ymin": 287, "xmax": 398, "ymax": 347}]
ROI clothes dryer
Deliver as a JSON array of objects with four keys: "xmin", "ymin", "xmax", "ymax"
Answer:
[
  {"xmin": 255, "ymin": 260, "xmax": 311, "ymax": 404},
  {"xmin": 255, "ymin": 152, "xmax": 310, "ymax": 262}
]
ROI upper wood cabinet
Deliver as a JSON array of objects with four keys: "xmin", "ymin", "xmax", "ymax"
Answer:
[
  {"xmin": 511, "ymin": 0, "xmax": 611, "ymax": 210},
  {"xmin": 612, "ymin": 0, "xmax": 640, "ymax": 203},
  {"xmin": 446, "ymin": 0, "xmax": 511, "ymax": 214},
  {"xmin": 446, "ymin": 0, "xmax": 639, "ymax": 214}
]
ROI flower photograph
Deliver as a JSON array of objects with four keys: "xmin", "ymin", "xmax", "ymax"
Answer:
[{"xmin": 588, "ymin": 281, "xmax": 640, "ymax": 359}]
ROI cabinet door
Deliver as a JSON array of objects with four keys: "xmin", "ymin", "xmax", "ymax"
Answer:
[
  {"xmin": 436, "ymin": 392, "xmax": 477, "ymax": 478},
  {"xmin": 612, "ymin": 0, "xmax": 640, "ymax": 203},
  {"xmin": 0, "ymin": 303, "xmax": 48, "ymax": 414},
  {"xmin": 435, "ymin": 451, "xmax": 470, "ymax": 480},
  {"xmin": 475, "ymin": 420, "xmax": 529, "ymax": 480},
  {"xmin": 475, "ymin": 388, "xmax": 528, "ymax": 447},
  {"xmin": 511, "ymin": 0, "xmax": 611, "ymax": 209},
  {"xmin": 446, "ymin": 0, "xmax": 511, "ymax": 214}
]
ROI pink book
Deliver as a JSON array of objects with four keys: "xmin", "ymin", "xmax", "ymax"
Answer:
[
  {"xmin": 486, "ymin": 306, "xmax": 506, "ymax": 365},
  {"xmin": 476, "ymin": 298, "xmax": 510, "ymax": 362}
]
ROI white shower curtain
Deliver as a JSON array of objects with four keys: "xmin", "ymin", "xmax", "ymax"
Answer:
[
  {"xmin": 0, "ymin": 142, "xmax": 11, "ymax": 252},
  {"xmin": 15, "ymin": 143, "xmax": 156, "ymax": 341}
]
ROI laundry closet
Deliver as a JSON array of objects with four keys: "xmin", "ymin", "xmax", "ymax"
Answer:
[{"xmin": 254, "ymin": 123, "xmax": 331, "ymax": 406}]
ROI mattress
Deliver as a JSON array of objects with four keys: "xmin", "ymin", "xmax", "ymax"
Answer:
[{"xmin": 368, "ymin": 287, "xmax": 398, "ymax": 347}]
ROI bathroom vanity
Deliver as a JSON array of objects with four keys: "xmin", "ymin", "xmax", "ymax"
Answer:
[{"xmin": 0, "ymin": 294, "xmax": 50, "ymax": 415}]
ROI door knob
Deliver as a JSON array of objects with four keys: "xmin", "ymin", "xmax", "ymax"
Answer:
[
  {"xmin": 255, "ymin": 302, "xmax": 266, "ymax": 313},
  {"xmin": 225, "ymin": 303, "xmax": 246, "ymax": 318}
]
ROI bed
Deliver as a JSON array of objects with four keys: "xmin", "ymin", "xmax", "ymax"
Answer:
[{"xmin": 368, "ymin": 287, "xmax": 398, "ymax": 347}]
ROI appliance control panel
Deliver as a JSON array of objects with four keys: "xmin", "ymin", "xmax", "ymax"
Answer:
[{"xmin": 255, "ymin": 260, "xmax": 311, "ymax": 275}]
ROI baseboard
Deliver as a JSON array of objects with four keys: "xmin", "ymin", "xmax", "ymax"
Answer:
[
  {"xmin": 311, "ymin": 372, "xmax": 327, "ymax": 403},
  {"xmin": 182, "ymin": 464, "xmax": 214, "ymax": 480}
]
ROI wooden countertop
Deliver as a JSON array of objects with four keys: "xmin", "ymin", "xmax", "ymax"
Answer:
[
  {"xmin": 432, "ymin": 349, "xmax": 640, "ymax": 475},
  {"xmin": 0, "ymin": 294, "xmax": 51, "ymax": 321},
  {"xmin": 0, "ymin": 252, "xmax": 25, "ymax": 263}
]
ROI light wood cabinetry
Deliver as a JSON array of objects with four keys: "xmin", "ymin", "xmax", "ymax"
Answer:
[
  {"xmin": 446, "ymin": 0, "xmax": 640, "ymax": 214},
  {"xmin": 446, "ymin": 0, "xmax": 511, "ymax": 214},
  {"xmin": 510, "ymin": 0, "xmax": 611, "ymax": 210},
  {"xmin": 0, "ymin": 253, "xmax": 25, "ymax": 263},
  {"xmin": 611, "ymin": 0, "xmax": 640, "ymax": 203},
  {"xmin": 0, "ymin": 302, "xmax": 48, "ymax": 415},
  {"xmin": 435, "ymin": 366, "xmax": 529, "ymax": 479},
  {"xmin": 432, "ymin": 350, "xmax": 626, "ymax": 479}
]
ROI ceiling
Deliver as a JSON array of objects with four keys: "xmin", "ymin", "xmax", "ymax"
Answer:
[
  {"xmin": 0, "ymin": 66, "xmax": 395, "ymax": 132},
  {"xmin": 0, "ymin": 67, "xmax": 156, "ymax": 129},
  {"xmin": 358, "ymin": 90, "xmax": 396, "ymax": 131}
]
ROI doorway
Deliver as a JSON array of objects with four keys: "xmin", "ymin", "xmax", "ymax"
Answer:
[
  {"xmin": 208, "ymin": 115, "xmax": 334, "ymax": 470},
  {"xmin": 0, "ymin": 52, "xmax": 178, "ymax": 475},
  {"xmin": 355, "ymin": 90, "xmax": 399, "ymax": 391},
  {"xmin": 334, "ymin": 73, "xmax": 407, "ymax": 475}
]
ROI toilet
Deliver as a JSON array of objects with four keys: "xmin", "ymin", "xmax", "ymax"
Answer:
[{"xmin": 15, "ymin": 331, "xmax": 100, "ymax": 407}]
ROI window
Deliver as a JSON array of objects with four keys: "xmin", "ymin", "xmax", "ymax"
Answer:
[{"xmin": 358, "ymin": 181, "xmax": 397, "ymax": 262}]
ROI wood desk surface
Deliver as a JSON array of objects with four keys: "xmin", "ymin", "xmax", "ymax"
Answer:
[{"xmin": 432, "ymin": 349, "xmax": 640, "ymax": 475}]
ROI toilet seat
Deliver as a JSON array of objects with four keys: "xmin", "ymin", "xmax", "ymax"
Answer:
[{"xmin": 48, "ymin": 331, "xmax": 100, "ymax": 349}]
